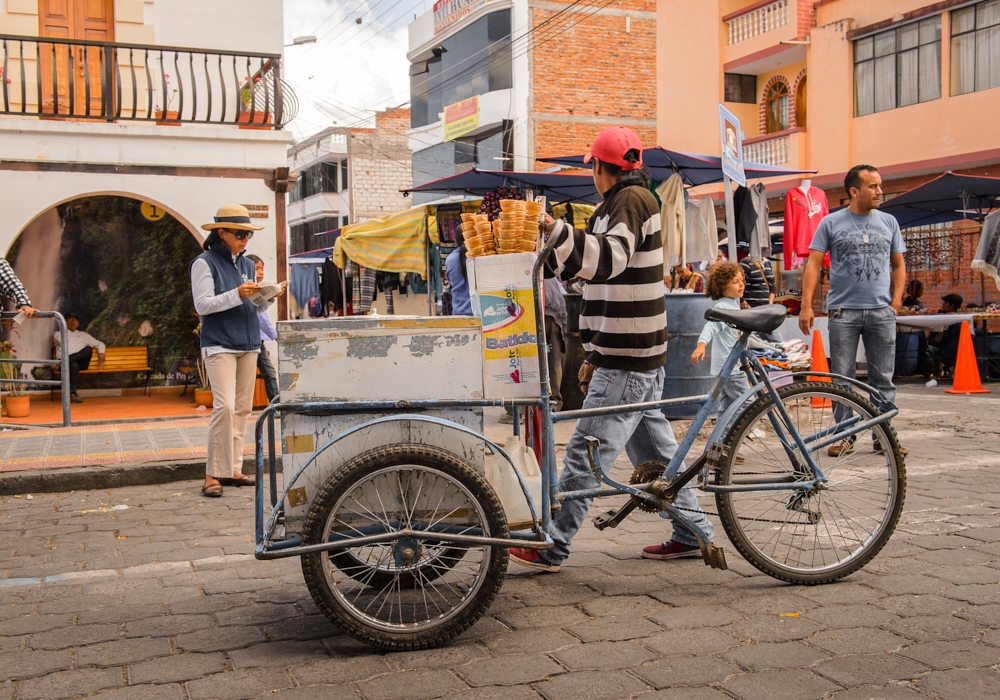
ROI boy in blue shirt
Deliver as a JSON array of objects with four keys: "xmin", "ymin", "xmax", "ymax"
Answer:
[{"xmin": 692, "ymin": 262, "xmax": 747, "ymax": 416}]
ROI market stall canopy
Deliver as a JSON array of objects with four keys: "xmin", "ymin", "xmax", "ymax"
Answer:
[
  {"xmin": 403, "ymin": 168, "xmax": 601, "ymax": 203},
  {"xmin": 880, "ymin": 172, "xmax": 1000, "ymax": 218},
  {"xmin": 537, "ymin": 146, "xmax": 816, "ymax": 187},
  {"xmin": 334, "ymin": 205, "xmax": 432, "ymax": 275}
]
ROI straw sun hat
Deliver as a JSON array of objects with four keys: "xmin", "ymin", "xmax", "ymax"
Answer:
[{"xmin": 201, "ymin": 204, "xmax": 264, "ymax": 232}]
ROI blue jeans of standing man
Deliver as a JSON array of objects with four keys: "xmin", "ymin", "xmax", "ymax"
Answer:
[
  {"xmin": 539, "ymin": 366, "xmax": 714, "ymax": 566},
  {"xmin": 828, "ymin": 307, "xmax": 897, "ymax": 423}
]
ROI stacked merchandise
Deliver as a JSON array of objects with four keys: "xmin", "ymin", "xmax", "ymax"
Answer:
[
  {"xmin": 749, "ymin": 338, "xmax": 811, "ymax": 372},
  {"xmin": 463, "ymin": 198, "xmax": 544, "ymax": 257}
]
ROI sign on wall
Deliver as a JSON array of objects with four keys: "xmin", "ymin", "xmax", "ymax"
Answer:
[
  {"xmin": 443, "ymin": 96, "xmax": 480, "ymax": 142},
  {"xmin": 718, "ymin": 104, "xmax": 746, "ymax": 187},
  {"xmin": 434, "ymin": 0, "xmax": 497, "ymax": 34},
  {"xmin": 140, "ymin": 202, "xmax": 167, "ymax": 222}
]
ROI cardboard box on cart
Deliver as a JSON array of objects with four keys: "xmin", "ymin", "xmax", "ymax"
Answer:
[{"xmin": 467, "ymin": 253, "xmax": 542, "ymax": 401}]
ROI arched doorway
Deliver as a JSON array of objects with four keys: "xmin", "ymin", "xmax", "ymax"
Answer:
[
  {"xmin": 8, "ymin": 195, "xmax": 204, "ymax": 391},
  {"xmin": 796, "ymin": 76, "xmax": 807, "ymax": 128}
]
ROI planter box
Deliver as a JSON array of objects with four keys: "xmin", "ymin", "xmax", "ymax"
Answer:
[
  {"xmin": 155, "ymin": 110, "xmax": 180, "ymax": 126},
  {"xmin": 238, "ymin": 110, "xmax": 272, "ymax": 130}
]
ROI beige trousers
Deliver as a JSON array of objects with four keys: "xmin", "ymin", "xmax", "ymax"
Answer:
[{"xmin": 204, "ymin": 351, "xmax": 258, "ymax": 479}]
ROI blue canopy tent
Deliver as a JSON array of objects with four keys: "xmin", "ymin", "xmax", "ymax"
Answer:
[
  {"xmin": 879, "ymin": 172, "xmax": 1000, "ymax": 220},
  {"xmin": 537, "ymin": 146, "xmax": 815, "ymax": 186},
  {"xmin": 828, "ymin": 205, "xmax": 970, "ymax": 230},
  {"xmin": 402, "ymin": 168, "xmax": 601, "ymax": 203}
]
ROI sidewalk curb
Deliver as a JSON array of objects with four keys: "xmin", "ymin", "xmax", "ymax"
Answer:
[{"xmin": 0, "ymin": 456, "xmax": 283, "ymax": 495}]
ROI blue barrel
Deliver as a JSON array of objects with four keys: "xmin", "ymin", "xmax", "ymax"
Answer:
[{"xmin": 662, "ymin": 293, "xmax": 716, "ymax": 419}]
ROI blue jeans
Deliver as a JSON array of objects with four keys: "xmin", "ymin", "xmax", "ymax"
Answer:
[
  {"xmin": 541, "ymin": 366, "xmax": 714, "ymax": 565},
  {"xmin": 828, "ymin": 307, "xmax": 897, "ymax": 424},
  {"xmin": 716, "ymin": 370, "xmax": 751, "ymax": 417}
]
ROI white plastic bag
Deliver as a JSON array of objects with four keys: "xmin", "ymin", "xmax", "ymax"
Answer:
[{"xmin": 485, "ymin": 435, "xmax": 543, "ymax": 531}]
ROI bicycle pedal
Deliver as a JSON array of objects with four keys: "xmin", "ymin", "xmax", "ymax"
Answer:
[
  {"xmin": 593, "ymin": 501, "xmax": 636, "ymax": 531},
  {"xmin": 702, "ymin": 544, "xmax": 728, "ymax": 570}
]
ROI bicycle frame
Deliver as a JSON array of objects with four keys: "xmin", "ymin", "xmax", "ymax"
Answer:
[{"xmin": 253, "ymin": 233, "xmax": 898, "ymax": 564}]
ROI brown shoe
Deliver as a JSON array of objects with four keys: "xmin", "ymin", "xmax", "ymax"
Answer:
[
  {"xmin": 218, "ymin": 475, "xmax": 255, "ymax": 487},
  {"xmin": 827, "ymin": 438, "xmax": 856, "ymax": 457},
  {"xmin": 202, "ymin": 481, "xmax": 223, "ymax": 497}
]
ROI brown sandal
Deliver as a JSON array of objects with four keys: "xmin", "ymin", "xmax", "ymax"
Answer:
[
  {"xmin": 218, "ymin": 475, "xmax": 255, "ymax": 487},
  {"xmin": 202, "ymin": 482, "xmax": 223, "ymax": 497}
]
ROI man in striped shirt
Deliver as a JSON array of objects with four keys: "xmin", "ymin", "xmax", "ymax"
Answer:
[{"xmin": 510, "ymin": 127, "xmax": 714, "ymax": 572}]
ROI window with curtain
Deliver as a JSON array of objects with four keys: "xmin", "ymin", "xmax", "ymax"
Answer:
[
  {"xmin": 765, "ymin": 81, "xmax": 789, "ymax": 133},
  {"xmin": 854, "ymin": 16, "xmax": 941, "ymax": 116},
  {"xmin": 952, "ymin": 1, "xmax": 1000, "ymax": 96}
]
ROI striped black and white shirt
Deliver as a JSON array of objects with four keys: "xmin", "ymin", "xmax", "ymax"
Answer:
[
  {"xmin": 739, "ymin": 257, "xmax": 775, "ymax": 308},
  {"xmin": 549, "ymin": 177, "xmax": 666, "ymax": 371},
  {"xmin": 0, "ymin": 259, "xmax": 30, "ymax": 308}
]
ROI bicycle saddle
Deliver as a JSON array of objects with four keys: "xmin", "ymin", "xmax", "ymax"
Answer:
[{"xmin": 705, "ymin": 304, "xmax": 787, "ymax": 333}]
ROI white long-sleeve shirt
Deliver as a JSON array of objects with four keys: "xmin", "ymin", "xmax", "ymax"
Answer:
[
  {"xmin": 190, "ymin": 256, "xmax": 272, "ymax": 357},
  {"xmin": 53, "ymin": 329, "xmax": 106, "ymax": 360}
]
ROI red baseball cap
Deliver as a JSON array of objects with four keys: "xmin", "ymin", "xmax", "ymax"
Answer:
[{"xmin": 584, "ymin": 126, "xmax": 644, "ymax": 171}]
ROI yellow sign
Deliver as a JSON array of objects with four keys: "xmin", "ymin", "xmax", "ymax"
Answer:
[
  {"xmin": 140, "ymin": 202, "xmax": 167, "ymax": 222},
  {"xmin": 443, "ymin": 96, "xmax": 479, "ymax": 142}
]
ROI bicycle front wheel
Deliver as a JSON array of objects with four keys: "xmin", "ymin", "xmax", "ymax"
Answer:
[{"xmin": 715, "ymin": 381, "xmax": 905, "ymax": 584}]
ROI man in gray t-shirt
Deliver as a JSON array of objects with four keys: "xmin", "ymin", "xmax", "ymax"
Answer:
[{"xmin": 799, "ymin": 165, "xmax": 907, "ymax": 457}]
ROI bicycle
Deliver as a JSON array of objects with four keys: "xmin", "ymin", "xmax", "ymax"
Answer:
[{"xmin": 251, "ymin": 234, "xmax": 906, "ymax": 651}]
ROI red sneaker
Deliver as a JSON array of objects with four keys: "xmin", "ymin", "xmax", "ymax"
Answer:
[
  {"xmin": 509, "ymin": 548, "xmax": 560, "ymax": 573},
  {"xmin": 641, "ymin": 540, "xmax": 701, "ymax": 560}
]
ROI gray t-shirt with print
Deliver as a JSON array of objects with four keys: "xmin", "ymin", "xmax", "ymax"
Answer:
[{"xmin": 809, "ymin": 208, "xmax": 906, "ymax": 310}]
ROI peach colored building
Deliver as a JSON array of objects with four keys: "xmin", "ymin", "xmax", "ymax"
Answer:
[
  {"xmin": 658, "ymin": 0, "xmax": 1000, "ymax": 199},
  {"xmin": 658, "ymin": 0, "xmax": 1000, "ymax": 302}
]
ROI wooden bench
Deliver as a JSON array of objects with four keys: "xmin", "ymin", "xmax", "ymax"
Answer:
[{"xmin": 53, "ymin": 346, "xmax": 153, "ymax": 397}]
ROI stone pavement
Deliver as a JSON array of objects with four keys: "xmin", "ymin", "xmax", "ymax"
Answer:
[{"xmin": 1, "ymin": 389, "xmax": 999, "ymax": 699}]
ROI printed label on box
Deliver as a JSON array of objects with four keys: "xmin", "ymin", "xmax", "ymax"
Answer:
[{"xmin": 480, "ymin": 289, "xmax": 540, "ymax": 396}]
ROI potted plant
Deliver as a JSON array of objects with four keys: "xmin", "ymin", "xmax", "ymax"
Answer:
[
  {"xmin": 238, "ymin": 76, "xmax": 271, "ymax": 129},
  {"xmin": 192, "ymin": 321, "xmax": 213, "ymax": 408},
  {"xmin": 0, "ymin": 339, "xmax": 29, "ymax": 417},
  {"xmin": 155, "ymin": 72, "xmax": 180, "ymax": 125}
]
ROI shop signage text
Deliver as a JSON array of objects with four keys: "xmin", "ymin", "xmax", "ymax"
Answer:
[
  {"xmin": 434, "ymin": 0, "xmax": 496, "ymax": 33},
  {"xmin": 240, "ymin": 204, "xmax": 270, "ymax": 219},
  {"xmin": 443, "ymin": 96, "xmax": 479, "ymax": 142}
]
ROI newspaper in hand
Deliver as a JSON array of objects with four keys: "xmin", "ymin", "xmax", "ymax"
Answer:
[{"xmin": 249, "ymin": 282, "xmax": 283, "ymax": 306}]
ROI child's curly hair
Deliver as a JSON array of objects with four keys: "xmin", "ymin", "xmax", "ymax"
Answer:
[{"xmin": 706, "ymin": 261, "xmax": 742, "ymax": 300}]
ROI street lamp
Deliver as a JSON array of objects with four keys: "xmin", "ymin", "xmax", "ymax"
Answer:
[{"xmin": 285, "ymin": 36, "xmax": 317, "ymax": 47}]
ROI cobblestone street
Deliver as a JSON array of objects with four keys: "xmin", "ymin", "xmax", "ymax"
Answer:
[{"xmin": 1, "ymin": 388, "xmax": 999, "ymax": 700}]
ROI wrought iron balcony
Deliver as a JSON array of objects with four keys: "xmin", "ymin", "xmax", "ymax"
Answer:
[{"xmin": 0, "ymin": 34, "xmax": 298, "ymax": 128}]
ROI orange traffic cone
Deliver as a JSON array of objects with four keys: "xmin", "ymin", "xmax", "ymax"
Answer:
[
  {"xmin": 945, "ymin": 321, "xmax": 991, "ymax": 394},
  {"xmin": 809, "ymin": 329, "xmax": 833, "ymax": 407}
]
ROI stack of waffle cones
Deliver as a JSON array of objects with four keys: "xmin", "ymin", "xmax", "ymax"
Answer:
[{"xmin": 462, "ymin": 197, "xmax": 546, "ymax": 257}]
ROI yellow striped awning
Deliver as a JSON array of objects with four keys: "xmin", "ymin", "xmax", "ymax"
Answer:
[{"xmin": 334, "ymin": 206, "xmax": 431, "ymax": 274}]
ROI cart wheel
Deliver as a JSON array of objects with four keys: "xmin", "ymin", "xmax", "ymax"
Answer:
[
  {"xmin": 715, "ymin": 381, "xmax": 905, "ymax": 584},
  {"xmin": 300, "ymin": 444, "xmax": 509, "ymax": 651}
]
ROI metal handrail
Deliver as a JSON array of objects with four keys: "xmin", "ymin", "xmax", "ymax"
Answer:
[
  {"xmin": 0, "ymin": 311, "xmax": 70, "ymax": 426},
  {"xmin": 0, "ymin": 33, "xmax": 293, "ymax": 127}
]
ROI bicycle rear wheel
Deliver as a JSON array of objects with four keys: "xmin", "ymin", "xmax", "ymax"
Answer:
[{"xmin": 715, "ymin": 381, "xmax": 905, "ymax": 584}]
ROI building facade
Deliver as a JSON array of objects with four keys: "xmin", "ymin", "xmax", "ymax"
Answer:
[
  {"xmin": 407, "ymin": 0, "xmax": 656, "ymax": 202},
  {"xmin": 659, "ymin": 0, "xmax": 1000, "ymax": 195},
  {"xmin": 287, "ymin": 107, "xmax": 411, "ymax": 256},
  {"xmin": 659, "ymin": 0, "xmax": 1000, "ymax": 301},
  {"xmin": 0, "ymin": 0, "xmax": 292, "ymax": 375}
]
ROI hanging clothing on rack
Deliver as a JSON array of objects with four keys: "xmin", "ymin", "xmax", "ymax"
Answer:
[
  {"xmin": 656, "ymin": 173, "xmax": 686, "ymax": 267},
  {"xmin": 783, "ymin": 185, "xmax": 829, "ymax": 269},
  {"xmin": 345, "ymin": 259, "xmax": 361, "ymax": 309},
  {"xmin": 745, "ymin": 183, "xmax": 770, "ymax": 261},
  {"xmin": 733, "ymin": 185, "xmax": 759, "ymax": 253},
  {"xmin": 289, "ymin": 263, "xmax": 321, "ymax": 311},
  {"xmin": 973, "ymin": 210, "xmax": 1000, "ymax": 291},
  {"xmin": 320, "ymin": 258, "xmax": 343, "ymax": 315},
  {"xmin": 357, "ymin": 266, "xmax": 377, "ymax": 314},
  {"xmin": 684, "ymin": 197, "xmax": 717, "ymax": 264}
]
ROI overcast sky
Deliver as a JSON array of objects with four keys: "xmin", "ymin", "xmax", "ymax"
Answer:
[{"xmin": 282, "ymin": 0, "xmax": 425, "ymax": 142}]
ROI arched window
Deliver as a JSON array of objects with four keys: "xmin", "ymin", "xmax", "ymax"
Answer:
[{"xmin": 766, "ymin": 81, "xmax": 790, "ymax": 133}]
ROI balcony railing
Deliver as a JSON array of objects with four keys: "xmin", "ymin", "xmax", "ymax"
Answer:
[
  {"xmin": 726, "ymin": 0, "xmax": 789, "ymax": 45},
  {"xmin": 0, "ymin": 34, "xmax": 297, "ymax": 128},
  {"xmin": 744, "ymin": 134, "xmax": 790, "ymax": 166}
]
